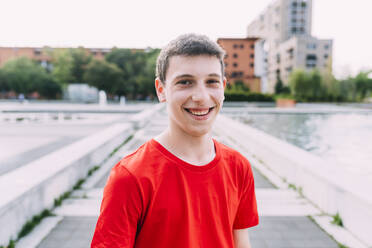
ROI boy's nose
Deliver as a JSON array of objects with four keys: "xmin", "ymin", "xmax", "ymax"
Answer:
[{"xmin": 191, "ymin": 85, "xmax": 209, "ymax": 102}]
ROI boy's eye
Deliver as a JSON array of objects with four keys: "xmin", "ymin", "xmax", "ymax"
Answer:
[
  {"xmin": 207, "ymin": 79, "xmax": 219, "ymax": 84},
  {"xmin": 177, "ymin": 80, "xmax": 192, "ymax": 85}
]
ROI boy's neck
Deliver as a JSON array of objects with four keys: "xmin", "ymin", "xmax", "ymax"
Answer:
[{"xmin": 154, "ymin": 128, "xmax": 215, "ymax": 166}]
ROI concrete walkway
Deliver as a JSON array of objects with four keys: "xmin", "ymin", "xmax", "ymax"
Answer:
[{"xmin": 20, "ymin": 109, "xmax": 341, "ymax": 248}]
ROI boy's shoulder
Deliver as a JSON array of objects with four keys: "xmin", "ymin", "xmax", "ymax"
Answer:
[
  {"xmin": 116, "ymin": 139, "xmax": 159, "ymax": 172},
  {"xmin": 215, "ymin": 139, "xmax": 251, "ymax": 165}
]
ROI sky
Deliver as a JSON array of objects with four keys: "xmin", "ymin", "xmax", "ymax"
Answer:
[{"xmin": 0, "ymin": 0, "xmax": 371, "ymax": 78}]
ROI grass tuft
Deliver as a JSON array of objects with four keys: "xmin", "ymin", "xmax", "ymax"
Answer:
[
  {"xmin": 331, "ymin": 213, "xmax": 343, "ymax": 227},
  {"xmin": 288, "ymin": 183, "xmax": 297, "ymax": 190},
  {"xmin": 73, "ymin": 178, "xmax": 85, "ymax": 190},
  {"xmin": 87, "ymin": 165, "xmax": 100, "ymax": 176},
  {"xmin": 17, "ymin": 209, "xmax": 53, "ymax": 240}
]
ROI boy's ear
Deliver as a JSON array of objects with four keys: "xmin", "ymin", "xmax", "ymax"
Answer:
[
  {"xmin": 155, "ymin": 78, "xmax": 166, "ymax": 102},
  {"xmin": 222, "ymin": 77, "xmax": 227, "ymax": 101}
]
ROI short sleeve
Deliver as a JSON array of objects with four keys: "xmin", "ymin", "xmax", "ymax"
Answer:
[
  {"xmin": 91, "ymin": 162, "xmax": 143, "ymax": 248},
  {"xmin": 233, "ymin": 158, "xmax": 259, "ymax": 229}
]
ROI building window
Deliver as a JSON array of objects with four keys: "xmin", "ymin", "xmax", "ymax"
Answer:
[
  {"xmin": 292, "ymin": 27, "xmax": 297, "ymax": 33},
  {"xmin": 250, "ymin": 63, "xmax": 254, "ymax": 68},
  {"xmin": 34, "ymin": 50, "xmax": 42, "ymax": 56},
  {"xmin": 276, "ymin": 69, "xmax": 281, "ymax": 78},
  {"xmin": 225, "ymin": 54, "xmax": 228, "ymax": 58},
  {"xmin": 292, "ymin": 2, "xmax": 297, "ymax": 7},
  {"xmin": 307, "ymin": 43, "xmax": 317, "ymax": 49},
  {"xmin": 231, "ymin": 71, "xmax": 240, "ymax": 78},
  {"xmin": 250, "ymin": 44, "xmax": 254, "ymax": 49},
  {"xmin": 233, "ymin": 63, "xmax": 238, "ymax": 67},
  {"xmin": 240, "ymin": 44, "xmax": 244, "ymax": 49},
  {"xmin": 324, "ymin": 54, "xmax": 329, "ymax": 59},
  {"xmin": 276, "ymin": 54, "xmax": 281, "ymax": 63},
  {"xmin": 250, "ymin": 54, "xmax": 254, "ymax": 59},
  {"xmin": 225, "ymin": 63, "xmax": 228, "ymax": 67},
  {"xmin": 301, "ymin": 1, "xmax": 307, "ymax": 7},
  {"xmin": 306, "ymin": 54, "xmax": 317, "ymax": 68},
  {"xmin": 324, "ymin": 44, "xmax": 329, "ymax": 49},
  {"xmin": 233, "ymin": 44, "xmax": 238, "ymax": 49},
  {"xmin": 233, "ymin": 53, "xmax": 238, "ymax": 58},
  {"xmin": 287, "ymin": 48, "xmax": 294, "ymax": 59}
]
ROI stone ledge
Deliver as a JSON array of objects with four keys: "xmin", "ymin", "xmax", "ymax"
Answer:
[
  {"xmin": 215, "ymin": 114, "xmax": 372, "ymax": 246},
  {"xmin": 0, "ymin": 123, "xmax": 133, "ymax": 245},
  {"xmin": 0, "ymin": 103, "xmax": 163, "ymax": 246}
]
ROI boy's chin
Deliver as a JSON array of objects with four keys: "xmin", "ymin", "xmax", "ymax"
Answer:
[{"xmin": 183, "ymin": 127, "xmax": 212, "ymax": 138}]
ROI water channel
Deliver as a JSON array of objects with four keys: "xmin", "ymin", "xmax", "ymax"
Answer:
[{"xmin": 222, "ymin": 103, "xmax": 372, "ymax": 172}]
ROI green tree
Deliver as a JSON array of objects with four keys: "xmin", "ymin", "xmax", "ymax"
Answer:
[
  {"xmin": 289, "ymin": 69, "xmax": 309, "ymax": 101},
  {"xmin": 309, "ymin": 69, "xmax": 323, "ymax": 101},
  {"xmin": 105, "ymin": 48, "xmax": 160, "ymax": 99},
  {"xmin": 225, "ymin": 80, "xmax": 250, "ymax": 93},
  {"xmin": 70, "ymin": 47, "xmax": 92, "ymax": 83},
  {"xmin": 83, "ymin": 59, "xmax": 126, "ymax": 96},
  {"xmin": 321, "ymin": 70, "xmax": 339, "ymax": 101},
  {"xmin": 135, "ymin": 49, "xmax": 160, "ymax": 99},
  {"xmin": 50, "ymin": 49, "xmax": 74, "ymax": 87},
  {"xmin": 274, "ymin": 77, "xmax": 290, "ymax": 95},
  {"xmin": 0, "ymin": 69, "xmax": 10, "ymax": 92},
  {"xmin": 354, "ymin": 71, "xmax": 372, "ymax": 100},
  {"xmin": 289, "ymin": 69, "xmax": 326, "ymax": 101},
  {"xmin": 2, "ymin": 57, "xmax": 61, "ymax": 98}
]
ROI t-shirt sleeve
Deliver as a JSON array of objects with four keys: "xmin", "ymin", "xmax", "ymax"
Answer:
[
  {"xmin": 91, "ymin": 162, "xmax": 143, "ymax": 248},
  {"xmin": 233, "ymin": 157, "xmax": 259, "ymax": 229}
]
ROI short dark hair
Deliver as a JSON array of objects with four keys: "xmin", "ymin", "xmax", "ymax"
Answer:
[{"xmin": 156, "ymin": 33, "xmax": 226, "ymax": 83}]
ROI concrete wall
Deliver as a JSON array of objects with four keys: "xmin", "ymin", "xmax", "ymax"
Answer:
[
  {"xmin": 215, "ymin": 114, "xmax": 372, "ymax": 246},
  {"xmin": 0, "ymin": 103, "xmax": 164, "ymax": 246}
]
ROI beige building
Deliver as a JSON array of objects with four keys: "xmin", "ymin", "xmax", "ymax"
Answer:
[{"xmin": 247, "ymin": 0, "xmax": 333, "ymax": 93}]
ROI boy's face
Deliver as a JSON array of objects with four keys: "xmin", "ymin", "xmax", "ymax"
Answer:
[{"xmin": 155, "ymin": 55, "xmax": 226, "ymax": 137}]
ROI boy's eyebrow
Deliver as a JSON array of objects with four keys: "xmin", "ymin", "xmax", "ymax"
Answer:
[
  {"xmin": 173, "ymin": 73, "xmax": 221, "ymax": 80},
  {"xmin": 207, "ymin": 73, "xmax": 222, "ymax": 78},
  {"xmin": 174, "ymin": 74, "xmax": 194, "ymax": 80}
]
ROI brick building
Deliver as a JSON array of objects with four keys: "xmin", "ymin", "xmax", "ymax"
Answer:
[
  {"xmin": 0, "ymin": 47, "xmax": 112, "ymax": 68},
  {"xmin": 217, "ymin": 38, "xmax": 261, "ymax": 92}
]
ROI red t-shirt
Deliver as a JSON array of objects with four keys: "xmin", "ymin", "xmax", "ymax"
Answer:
[{"xmin": 91, "ymin": 138, "xmax": 258, "ymax": 248}]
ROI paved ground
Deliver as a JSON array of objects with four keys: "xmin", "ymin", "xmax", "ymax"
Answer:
[
  {"xmin": 34, "ymin": 109, "xmax": 339, "ymax": 248},
  {"xmin": 0, "ymin": 113, "xmax": 132, "ymax": 175}
]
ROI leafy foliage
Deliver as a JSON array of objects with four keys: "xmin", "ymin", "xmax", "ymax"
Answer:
[
  {"xmin": 289, "ymin": 69, "xmax": 372, "ymax": 102},
  {"xmin": 1, "ymin": 57, "xmax": 61, "ymax": 98},
  {"xmin": 83, "ymin": 59, "xmax": 125, "ymax": 95},
  {"xmin": 274, "ymin": 77, "xmax": 290, "ymax": 94}
]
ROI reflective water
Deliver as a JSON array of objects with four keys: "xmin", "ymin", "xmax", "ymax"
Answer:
[{"xmin": 230, "ymin": 111, "xmax": 372, "ymax": 170}]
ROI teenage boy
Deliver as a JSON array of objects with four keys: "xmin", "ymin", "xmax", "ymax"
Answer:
[{"xmin": 91, "ymin": 34, "xmax": 258, "ymax": 248}]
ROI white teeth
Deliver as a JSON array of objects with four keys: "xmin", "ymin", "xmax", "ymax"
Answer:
[{"xmin": 189, "ymin": 109, "xmax": 209, "ymax": 116}]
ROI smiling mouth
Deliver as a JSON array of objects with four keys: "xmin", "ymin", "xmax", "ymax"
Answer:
[{"xmin": 184, "ymin": 107, "xmax": 215, "ymax": 116}]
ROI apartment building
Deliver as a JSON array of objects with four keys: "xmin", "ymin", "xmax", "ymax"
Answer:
[
  {"xmin": 217, "ymin": 38, "xmax": 261, "ymax": 92},
  {"xmin": 247, "ymin": 0, "xmax": 333, "ymax": 93}
]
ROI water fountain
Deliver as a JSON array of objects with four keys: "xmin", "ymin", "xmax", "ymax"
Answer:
[
  {"xmin": 99, "ymin": 90, "xmax": 107, "ymax": 106},
  {"xmin": 120, "ymin": 96, "xmax": 126, "ymax": 106}
]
